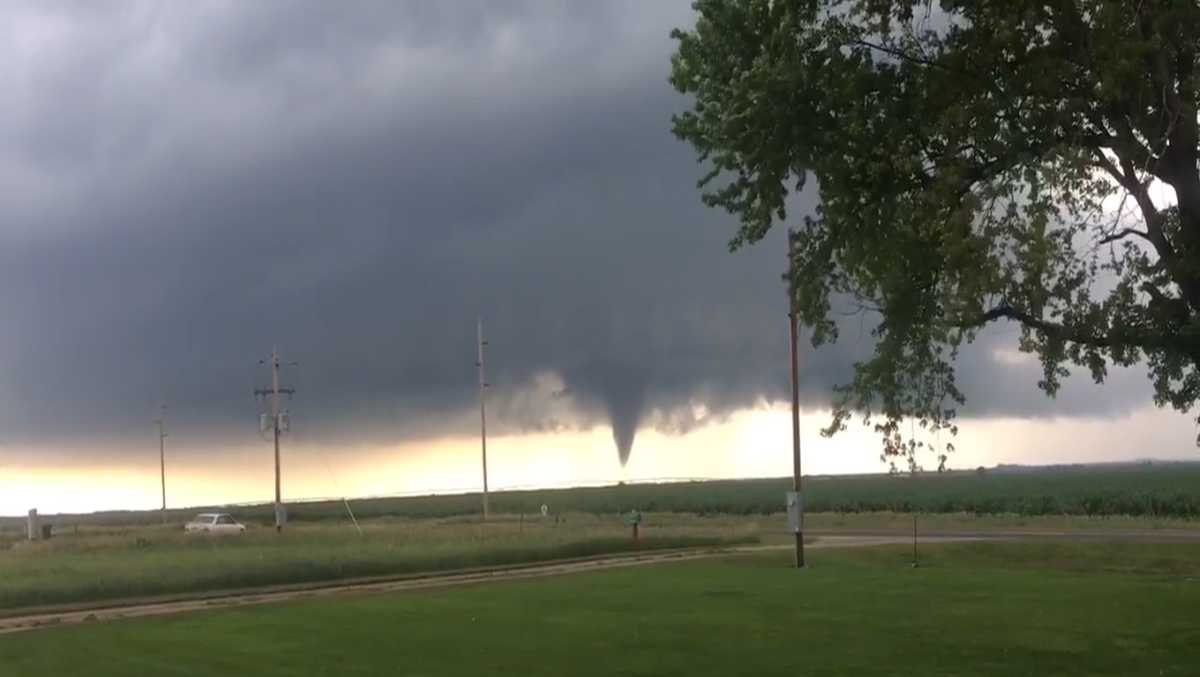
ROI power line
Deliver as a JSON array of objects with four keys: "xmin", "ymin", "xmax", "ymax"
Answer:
[{"xmin": 310, "ymin": 443, "xmax": 364, "ymax": 536}]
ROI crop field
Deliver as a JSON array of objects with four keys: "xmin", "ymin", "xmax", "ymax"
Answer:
[
  {"xmin": 3, "ymin": 541, "xmax": 1198, "ymax": 676},
  {"xmin": 0, "ymin": 513, "xmax": 762, "ymax": 611},
  {"xmin": 8, "ymin": 462, "xmax": 1199, "ymax": 533}
]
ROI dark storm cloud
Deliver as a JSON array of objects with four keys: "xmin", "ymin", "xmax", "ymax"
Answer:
[{"xmin": 0, "ymin": 2, "xmax": 1154, "ymax": 459}]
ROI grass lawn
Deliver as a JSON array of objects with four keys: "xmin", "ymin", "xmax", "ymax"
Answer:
[{"xmin": 2, "ymin": 542, "xmax": 1199, "ymax": 676}]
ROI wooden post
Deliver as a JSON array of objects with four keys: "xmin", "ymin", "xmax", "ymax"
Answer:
[{"xmin": 789, "ymin": 312, "xmax": 805, "ymax": 568}]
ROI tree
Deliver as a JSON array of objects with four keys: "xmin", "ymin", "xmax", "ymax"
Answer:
[{"xmin": 669, "ymin": 1, "xmax": 1200, "ymax": 464}]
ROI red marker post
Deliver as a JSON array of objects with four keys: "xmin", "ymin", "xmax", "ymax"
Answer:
[{"xmin": 624, "ymin": 510, "xmax": 642, "ymax": 545}]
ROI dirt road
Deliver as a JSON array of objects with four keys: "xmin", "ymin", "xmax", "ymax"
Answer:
[{"xmin": 809, "ymin": 527, "xmax": 1200, "ymax": 542}]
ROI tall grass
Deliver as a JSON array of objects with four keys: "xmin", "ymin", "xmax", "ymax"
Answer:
[{"xmin": 0, "ymin": 514, "xmax": 760, "ymax": 610}]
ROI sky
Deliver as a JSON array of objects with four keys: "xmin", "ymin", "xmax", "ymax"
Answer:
[{"xmin": 0, "ymin": 1, "xmax": 1196, "ymax": 516}]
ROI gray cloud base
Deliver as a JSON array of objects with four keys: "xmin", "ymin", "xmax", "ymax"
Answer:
[{"xmin": 0, "ymin": 2, "xmax": 1153, "ymax": 462}]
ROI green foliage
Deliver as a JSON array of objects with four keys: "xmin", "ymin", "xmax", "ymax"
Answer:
[{"xmin": 670, "ymin": 1, "xmax": 1200, "ymax": 460}]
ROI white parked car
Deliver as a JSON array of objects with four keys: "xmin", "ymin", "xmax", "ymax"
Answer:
[{"xmin": 184, "ymin": 513, "xmax": 246, "ymax": 534}]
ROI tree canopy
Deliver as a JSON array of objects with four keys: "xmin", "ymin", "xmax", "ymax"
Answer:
[{"xmin": 670, "ymin": 0, "xmax": 1200, "ymax": 465}]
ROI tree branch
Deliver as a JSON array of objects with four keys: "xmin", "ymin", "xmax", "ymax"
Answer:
[
  {"xmin": 969, "ymin": 303, "xmax": 1112, "ymax": 349},
  {"xmin": 847, "ymin": 37, "xmax": 997, "ymax": 91},
  {"xmin": 1098, "ymin": 227, "xmax": 1154, "ymax": 246},
  {"xmin": 965, "ymin": 302, "xmax": 1186, "ymax": 356},
  {"xmin": 849, "ymin": 38, "xmax": 947, "ymax": 71}
]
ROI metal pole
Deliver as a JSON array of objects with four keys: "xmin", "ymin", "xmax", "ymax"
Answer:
[
  {"xmin": 477, "ymin": 318, "xmax": 490, "ymax": 520},
  {"xmin": 272, "ymin": 347, "xmax": 282, "ymax": 533},
  {"xmin": 789, "ymin": 312, "xmax": 805, "ymax": 568},
  {"xmin": 156, "ymin": 414, "xmax": 167, "ymax": 524}
]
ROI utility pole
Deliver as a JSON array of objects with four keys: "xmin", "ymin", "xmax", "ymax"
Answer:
[
  {"xmin": 155, "ymin": 406, "xmax": 168, "ymax": 524},
  {"xmin": 255, "ymin": 348, "xmax": 295, "ymax": 533},
  {"xmin": 788, "ymin": 310, "xmax": 805, "ymax": 568},
  {"xmin": 476, "ymin": 318, "xmax": 490, "ymax": 520}
]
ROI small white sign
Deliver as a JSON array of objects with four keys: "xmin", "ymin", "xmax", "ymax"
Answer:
[{"xmin": 786, "ymin": 491, "xmax": 803, "ymax": 533}]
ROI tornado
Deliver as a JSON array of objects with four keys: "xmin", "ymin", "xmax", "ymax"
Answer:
[
  {"xmin": 570, "ymin": 362, "xmax": 649, "ymax": 466},
  {"xmin": 605, "ymin": 383, "xmax": 646, "ymax": 466}
]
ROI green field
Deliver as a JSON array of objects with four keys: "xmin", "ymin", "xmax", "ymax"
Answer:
[
  {"xmin": 0, "ymin": 513, "xmax": 761, "ymax": 611},
  {"xmin": 6, "ymin": 462, "xmax": 1200, "ymax": 613},
  {"xmin": 10, "ymin": 507, "xmax": 1194, "ymax": 613},
  {"xmin": 8, "ymin": 463, "xmax": 1199, "ymax": 537},
  {"xmin": 3, "ymin": 541, "xmax": 1198, "ymax": 676}
]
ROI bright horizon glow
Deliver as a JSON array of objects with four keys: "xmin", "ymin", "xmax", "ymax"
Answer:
[{"xmin": 1, "ymin": 403, "xmax": 1196, "ymax": 517}]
